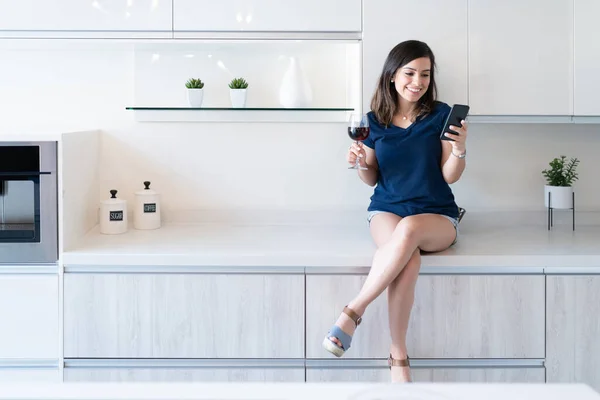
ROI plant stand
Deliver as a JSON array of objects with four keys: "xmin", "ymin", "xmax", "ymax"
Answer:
[{"xmin": 547, "ymin": 191, "xmax": 575, "ymax": 231}]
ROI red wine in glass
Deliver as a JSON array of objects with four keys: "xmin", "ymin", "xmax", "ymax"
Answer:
[
  {"xmin": 348, "ymin": 113, "xmax": 370, "ymax": 170},
  {"xmin": 348, "ymin": 127, "xmax": 370, "ymax": 141}
]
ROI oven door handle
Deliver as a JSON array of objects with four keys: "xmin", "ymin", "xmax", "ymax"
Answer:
[{"xmin": 0, "ymin": 171, "xmax": 52, "ymax": 177}]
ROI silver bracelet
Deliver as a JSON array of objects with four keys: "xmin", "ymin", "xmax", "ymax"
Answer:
[{"xmin": 451, "ymin": 149, "xmax": 467, "ymax": 159}]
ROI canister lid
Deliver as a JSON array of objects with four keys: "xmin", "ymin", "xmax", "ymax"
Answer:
[
  {"xmin": 101, "ymin": 189, "xmax": 126, "ymax": 205},
  {"xmin": 135, "ymin": 181, "xmax": 158, "ymax": 196}
]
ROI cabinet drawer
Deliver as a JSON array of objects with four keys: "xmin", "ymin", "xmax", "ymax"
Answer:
[
  {"xmin": 0, "ymin": 368, "xmax": 60, "ymax": 382},
  {"xmin": 64, "ymin": 273, "xmax": 304, "ymax": 358},
  {"xmin": 65, "ymin": 367, "xmax": 304, "ymax": 382},
  {"xmin": 307, "ymin": 367, "xmax": 545, "ymax": 383},
  {"xmin": 0, "ymin": 275, "xmax": 58, "ymax": 358},
  {"xmin": 306, "ymin": 275, "xmax": 545, "ymax": 358}
]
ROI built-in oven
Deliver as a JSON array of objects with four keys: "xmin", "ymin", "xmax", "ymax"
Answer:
[{"xmin": 0, "ymin": 142, "xmax": 58, "ymax": 264}]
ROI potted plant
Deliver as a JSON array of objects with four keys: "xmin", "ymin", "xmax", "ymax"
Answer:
[
  {"xmin": 542, "ymin": 155, "xmax": 580, "ymax": 209},
  {"xmin": 228, "ymin": 77, "xmax": 248, "ymax": 108},
  {"xmin": 185, "ymin": 78, "xmax": 204, "ymax": 107}
]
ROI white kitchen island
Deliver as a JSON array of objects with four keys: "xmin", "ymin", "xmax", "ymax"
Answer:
[
  {"xmin": 0, "ymin": 383, "xmax": 598, "ymax": 400},
  {"xmin": 53, "ymin": 209, "xmax": 600, "ymax": 391},
  {"xmin": 3, "ymin": 130, "xmax": 600, "ymax": 389}
]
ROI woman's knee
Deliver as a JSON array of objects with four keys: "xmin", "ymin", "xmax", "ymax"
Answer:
[{"xmin": 390, "ymin": 217, "xmax": 423, "ymax": 248}]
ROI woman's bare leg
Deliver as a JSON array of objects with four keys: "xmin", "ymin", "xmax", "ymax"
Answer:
[
  {"xmin": 328, "ymin": 214, "xmax": 455, "ymax": 350},
  {"xmin": 387, "ymin": 248, "xmax": 420, "ymax": 382},
  {"xmin": 349, "ymin": 214, "xmax": 455, "ymax": 314},
  {"xmin": 371, "ymin": 213, "xmax": 422, "ymax": 382}
]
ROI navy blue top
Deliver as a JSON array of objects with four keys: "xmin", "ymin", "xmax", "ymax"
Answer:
[{"xmin": 362, "ymin": 101, "xmax": 459, "ymax": 219}]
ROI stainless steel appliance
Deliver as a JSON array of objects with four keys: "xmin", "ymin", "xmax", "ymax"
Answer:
[{"xmin": 0, "ymin": 141, "xmax": 58, "ymax": 264}]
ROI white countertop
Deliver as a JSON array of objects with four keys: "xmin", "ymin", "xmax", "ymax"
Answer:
[
  {"xmin": 62, "ymin": 211, "xmax": 600, "ymax": 270},
  {"xmin": 0, "ymin": 383, "xmax": 597, "ymax": 400},
  {"xmin": 0, "ymin": 127, "xmax": 98, "ymax": 141}
]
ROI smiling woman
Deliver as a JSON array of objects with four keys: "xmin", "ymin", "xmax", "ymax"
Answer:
[
  {"xmin": 370, "ymin": 41, "xmax": 438, "ymax": 127},
  {"xmin": 332, "ymin": 40, "xmax": 469, "ymax": 383}
]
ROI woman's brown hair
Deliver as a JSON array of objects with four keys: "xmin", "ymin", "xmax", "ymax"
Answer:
[{"xmin": 370, "ymin": 40, "xmax": 438, "ymax": 127}]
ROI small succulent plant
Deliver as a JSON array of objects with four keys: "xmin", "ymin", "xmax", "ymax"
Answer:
[
  {"xmin": 185, "ymin": 78, "xmax": 204, "ymax": 89},
  {"xmin": 228, "ymin": 77, "xmax": 249, "ymax": 89}
]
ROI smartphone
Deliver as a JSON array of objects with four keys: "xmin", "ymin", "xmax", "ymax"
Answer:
[{"xmin": 440, "ymin": 104, "xmax": 470, "ymax": 141}]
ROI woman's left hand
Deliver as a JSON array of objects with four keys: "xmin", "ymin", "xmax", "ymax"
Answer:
[{"xmin": 444, "ymin": 120, "xmax": 468, "ymax": 154}]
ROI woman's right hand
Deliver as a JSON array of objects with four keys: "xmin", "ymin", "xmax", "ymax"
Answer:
[{"xmin": 347, "ymin": 141, "xmax": 367, "ymax": 169}]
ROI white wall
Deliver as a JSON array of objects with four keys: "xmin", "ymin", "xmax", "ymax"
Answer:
[{"xmin": 1, "ymin": 41, "xmax": 599, "ymax": 216}]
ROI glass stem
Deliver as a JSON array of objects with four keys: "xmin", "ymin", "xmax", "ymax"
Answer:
[{"xmin": 354, "ymin": 140, "xmax": 360, "ymax": 169}]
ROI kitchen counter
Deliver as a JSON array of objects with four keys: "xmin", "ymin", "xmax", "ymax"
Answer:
[
  {"xmin": 0, "ymin": 127, "xmax": 97, "ymax": 141},
  {"xmin": 62, "ymin": 210, "xmax": 600, "ymax": 271},
  {"xmin": 0, "ymin": 383, "xmax": 598, "ymax": 400}
]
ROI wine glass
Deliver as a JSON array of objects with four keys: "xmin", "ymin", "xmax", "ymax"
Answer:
[{"xmin": 347, "ymin": 112, "xmax": 370, "ymax": 170}]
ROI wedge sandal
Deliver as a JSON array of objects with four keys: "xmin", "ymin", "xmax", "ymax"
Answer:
[{"xmin": 322, "ymin": 305, "xmax": 362, "ymax": 357}]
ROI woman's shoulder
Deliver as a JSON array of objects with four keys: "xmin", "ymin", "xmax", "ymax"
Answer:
[
  {"xmin": 367, "ymin": 111, "xmax": 386, "ymax": 130},
  {"xmin": 431, "ymin": 101, "xmax": 451, "ymax": 117}
]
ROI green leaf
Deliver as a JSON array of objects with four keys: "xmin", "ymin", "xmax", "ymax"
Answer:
[{"xmin": 542, "ymin": 155, "xmax": 580, "ymax": 186}]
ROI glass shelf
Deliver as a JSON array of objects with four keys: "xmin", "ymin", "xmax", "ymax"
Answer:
[
  {"xmin": 126, "ymin": 107, "xmax": 353, "ymax": 111},
  {"xmin": 126, "ymin": 107, "xmax": 355, "ymax": 122}
]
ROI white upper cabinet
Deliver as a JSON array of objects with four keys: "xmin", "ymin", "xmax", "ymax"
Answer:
[
  {"xmin": 173, "ymin": 0, "xmax": 361, "ymax": 34},
  {"xmin": 0, "ymin": 0, "xmax": 172, "ymax": 37},
  {"xmin": 362, "ymin": 0, "xmax": 468, "ymax": 113},
  {"xmin": 469, "ymin": 0, "xmax": 572, "ymax": 116},
  {"xmin": 574, "ymin": 0, "xmax": 600, "ymax": 116}
]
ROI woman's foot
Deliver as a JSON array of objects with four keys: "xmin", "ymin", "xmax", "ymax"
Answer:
[
  {"xmin": 388, "ymin": 354, "xmax": 411, "ymax": 383},
  {"xmin": 322, "ymin": 306, "xmax": 362, "ymax": 357},
  {"xmin": 328, "ymin": 310, "xmax": 359, "ymax": 348}
]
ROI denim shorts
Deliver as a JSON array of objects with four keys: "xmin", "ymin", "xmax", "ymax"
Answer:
[{"xmin": 367, "ymin": 210, "xmax": 459, "ymax": 245}]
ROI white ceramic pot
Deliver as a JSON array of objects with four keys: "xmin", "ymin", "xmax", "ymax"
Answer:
[
  {"xmin": 187, "ymin": 88, "xmax": 204, "ymax": 107},
  {"xmin": 133, "ymin": 181, "xmax": 161, "ymax": 230},
  {"xmin": 230, "ymin": 89, "xmax": 247, "ymax": 108},
  {"xmin": 99, "ymin": 189, "xmax": 128, "ymax": 235},
  {"xmin": 544, "ymin": 185, "xmax": 574, "ymax": 209},
  {"xmin": 279, "ymin": 56, "xmax": 313, "ymax": 108}
]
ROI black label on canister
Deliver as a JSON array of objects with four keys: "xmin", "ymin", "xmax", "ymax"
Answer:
[{"xmin": 109, "ymin": 210, "xmax": 124, "ymax": 221}]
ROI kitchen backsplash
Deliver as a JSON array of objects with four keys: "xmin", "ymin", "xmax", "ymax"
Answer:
[{"xmin": 1, "ymin": 44, "xmax": 599, "ymax": 213}]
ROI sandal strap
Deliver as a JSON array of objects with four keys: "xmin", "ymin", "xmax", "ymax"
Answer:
[
  {"xmin": 388, "ymin": 354, "xmax": 410, "ymax": 369},
  {"xmin": 343, "ymin": 306, "xmax": 362, "ymax": 326},
  {"xmin": 328, "ymin": 325, "xmax": 353, "ymax": 351}
]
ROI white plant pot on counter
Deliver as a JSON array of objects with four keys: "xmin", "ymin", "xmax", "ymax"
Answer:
[
  {"xmin": 187, "ymin": 88, "xmax": 204, "ymax": 107},
  {"xmin": 544, "ymin": 185, "xmax": 574, "ymax": 209},
  {"xmin": 230, "ymin": 89, "xmax": 247, "ymax": 108}
]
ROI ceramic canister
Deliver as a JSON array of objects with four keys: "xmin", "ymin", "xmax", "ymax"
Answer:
[
  {"xmin": 133, "ymin": 181, "xmax": 161, "ymax": 230},
  {"xmin": 100, "ymin": 189, "xmax": 128, "ymax": 235}
]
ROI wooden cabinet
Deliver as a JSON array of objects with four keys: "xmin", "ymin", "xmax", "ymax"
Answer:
[
  {"xmin": 306, "ymin": 367, "xmax": 545, "ymax": 383},
  {"xmin": 0, "ymin": 369, "xmax": 60, "ymax": 382},
  {"xmin": 363, "ymin": 0, "xmax": 468, "ymax": 112},
  {"xmin": 63, "ymin": 273, "xmax": 304, "ymax": 358},
  {"xmin": 173, "ymin": 0, "xmax": 361, "ymax": 34},
  {"xmin": 468, "ymin": 0, "xmax": 572, "ymax": 115},
  {"xmin": 546, "ymin": 275, "xmax": 600, "ymax": 392},
  {"xmin": 574, "ymin": 0, "xmax": 600, "ymax": 115},
  {"xmin": 0, "ymin": 275, "xmax": 58, "ymax": 358},
  {"xmin": 0, "ymin": 0, "xmax": 172, "ymax": 37},
  {"xmin": 306, "ymin": 274, "xmax": 545, "ymax": 358},
  {"xmin": 65, "ymin": 367, "xmax": 304, "ymax": 382},
  {"xmin": 413, "ymin": 368, "xmax": 545, "ymax": 383}
]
